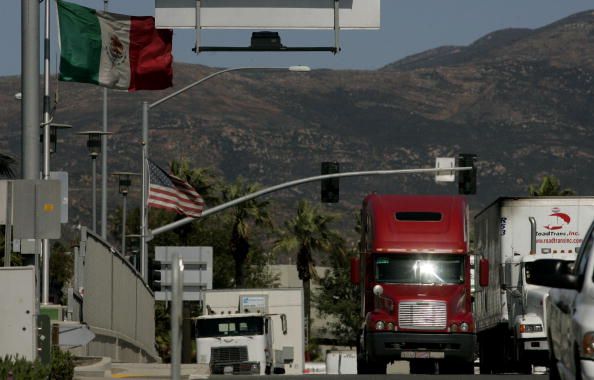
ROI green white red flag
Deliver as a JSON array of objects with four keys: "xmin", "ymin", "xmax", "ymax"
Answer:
[{"xmin": 57, "ymin": 0, "xmax": 173, "ymax": 91}]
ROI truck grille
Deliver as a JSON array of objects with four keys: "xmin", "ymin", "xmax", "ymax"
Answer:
[
  {"xmin": 398, "ymin": 301, "xmax": 447, "ymax": 330},
  {"xmin": 211, "ymin": 346, "xmax": 248, "ymax": 364}
]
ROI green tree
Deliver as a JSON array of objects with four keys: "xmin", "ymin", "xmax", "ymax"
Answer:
[
  {"xmin": 0, "ymin": 153, "xmax": 15, "ymax": 178},
  {"xmin": 222, "ymin": 177, "xmax": 273, "ymax": 288},
  {"xmin": 49, "ymin": 241, "xmax": 74, "ymax": 304},
  {"xmin": 273, "ymin": 200, "xmax": 341, "ymax": 346},
  {"xmin": 528, "ymin": 175, "xmax": 575, "ymax": 196},
  {"xmin": 314, "ymin": 223, "xmax": 360, "ymax": 346}
]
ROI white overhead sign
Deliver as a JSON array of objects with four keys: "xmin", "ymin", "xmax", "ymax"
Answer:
[
  {"xmin": 155, "ymin": 246, "xmax": 213, "ymax": 302},
  {"xmin": 155, "ymin": 0, "xmax": 380, "ymax": 30}
]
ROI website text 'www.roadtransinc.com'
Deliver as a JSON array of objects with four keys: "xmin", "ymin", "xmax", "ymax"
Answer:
[{"xmin": 536, "ymin": 231, "xmax": 583, "ymax": 245}]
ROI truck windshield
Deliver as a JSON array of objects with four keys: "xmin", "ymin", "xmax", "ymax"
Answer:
[
  {"xmin": 374, "ymin": 254, "xmax": 465, "ymax": 284},
  {"xmin": 196, "ymin": 316, "xmax": 264, "ymax": 338}
]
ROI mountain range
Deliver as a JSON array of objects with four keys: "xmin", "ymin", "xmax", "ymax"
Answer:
[{"xmin": 1, "ymin": 10, "xmax": 594, "ymax": 246}]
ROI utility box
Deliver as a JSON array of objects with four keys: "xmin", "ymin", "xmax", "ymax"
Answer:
[
  {"xmin": 0, "ymin": 267, "xmax": 37, "ymax": 360},
  {"xmin": 12, "ymin": 180, "xmax": 61, "ymax": 239}
]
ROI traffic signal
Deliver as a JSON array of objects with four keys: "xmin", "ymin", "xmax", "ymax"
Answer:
[
  {"xmin": 458, "ymin": 154, "xmax": 477, "ymax": 195},
  {"xmin": 321, "ymin": 162, "xmax": 340, "ymax": 203},
  {"xmin": 148, "ymin": 259, "xmax": 162, "ymax": 292}
]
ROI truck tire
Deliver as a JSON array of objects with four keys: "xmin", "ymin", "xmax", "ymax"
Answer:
[
  {"xmin": 515, "ymin": 360, "xmax": 532, "ymax": 374},
  {"xmin": 478, "ymin": 332, "xmax": 492, "ymax": 374},
  {"xmin": 356, "ymin": 330, "xmax": 386, "ymax": 375},
  {"xmin": 410, "ymin": 360, "xmax": 436, "ymax": 374},
  {"xmin": 439, "ymin": 359, "xmax": 474, "ymax": 374}
]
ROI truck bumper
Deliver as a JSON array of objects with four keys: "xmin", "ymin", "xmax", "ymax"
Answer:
[
  {"xmin": 519, "ymin": 339, "xmax": 549, "ymax": 365},
  {"xmin": 581, "ymin": 359, "xmax": 594, "ymax": 380},
  {"xmin": 366, "ymin": 332, "xmax": 476, "ymax": 362}
]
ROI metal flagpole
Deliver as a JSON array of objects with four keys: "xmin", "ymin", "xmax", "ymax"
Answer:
[
  {"xmin": 140, "ymin": 101, "xmax": 149, "ymax": 281},
  {"xmin": 41, "ymin": 0, "xmax": 52, "ymax": 305},
  {"xmin": 101, "ymin": 0, "xmax": 109, "ymax": 239}
]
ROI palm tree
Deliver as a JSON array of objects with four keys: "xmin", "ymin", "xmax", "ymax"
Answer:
[
  {"xmin": 528, "ymin": 175, "xmax": 575, "ymax": 196},
  {"xmin": 222, "ymin": 177, "xmax": 273, "ymax": 288},
  {"xmin": 273, "ymin": 200, "xmax": 341, "ymax": 348},
  {"xmin": 170, "ymin": 159, "xmax": 222, "ymax": 206},
  {"xmin": 0, "ymin": 153, "xmax": 16, "ymax": 178}
]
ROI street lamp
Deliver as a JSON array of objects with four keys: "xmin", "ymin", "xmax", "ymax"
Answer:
[
  {"xmin": 77, "ymin": 131, "xmax": 112, "ymax": 233},
  {"xmin": 112, "ymin": 171, "xmax": 139, "ymax": 256},
  {"xmin": 139, "ymin": 65, "xmax": 311, "ymax": 281}
]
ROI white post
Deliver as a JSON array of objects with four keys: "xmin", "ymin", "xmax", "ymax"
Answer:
[{"xmin": 171, "ymin": 253, "xmax": 183, "ymax": 380}]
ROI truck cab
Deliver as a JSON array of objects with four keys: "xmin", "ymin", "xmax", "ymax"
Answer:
[
  {"xmin": 195, "ymin": 312, "xmax": 286, "ymax": 375},
  {"xmin": 507, "ymin": 254, "xmax": 576, "ymax": 368},
  {"xmin": 353, "ymin": 195, "xmax": 477, "ymax": 374}
]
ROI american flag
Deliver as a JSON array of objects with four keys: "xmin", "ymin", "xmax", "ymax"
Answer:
[{"xmin": 147, "ymin": 160, "xmax": 205, "ymax": 218}]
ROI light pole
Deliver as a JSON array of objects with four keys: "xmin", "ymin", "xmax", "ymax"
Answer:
[
  {"xmin": 78, "ymin": 131, "xmax": 112, "ymax": 233},
  {"xmin": 112, "ymin": 172, "xmax": 139, "ymax": 255},
  {"xmin": 139, "ymin": 65, "xmax": 311, "ymax": 281}
]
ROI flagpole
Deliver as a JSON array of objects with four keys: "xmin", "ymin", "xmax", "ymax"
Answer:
[
  {"xmin": 141, "ymin": 101, "xmax": 149, "ymax": 281},
  {"xmin": 41, "ymin": 0, "xmax": 52, "ymax": 305},
  {"xmin": 101, "ymin": 0, "xmax": 109, "ymax": 239}
]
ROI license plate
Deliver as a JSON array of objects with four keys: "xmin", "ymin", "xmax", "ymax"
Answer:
[{"xmin": 400, "ymin": 351, "xmax": 445, "ymax": 359}]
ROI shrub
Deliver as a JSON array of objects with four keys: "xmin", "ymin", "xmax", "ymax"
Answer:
[
  {"xmin": 0, "ymin": 355, "xmax": 50, "ymax": 380},
  {"xmin": 0, "ymin": 350, "xmax": 75, "ymax": 380},
  {"xmin": 50, "ymin": 349, "xmax": 74, "ymax": 380}
]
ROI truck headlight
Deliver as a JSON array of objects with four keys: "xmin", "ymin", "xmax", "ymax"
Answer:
[
  {"xmin": 460, "ymin": 322, "xmax": 470, "ymax": 332},
  {"xmin": 583, "ymin": 332, "xmax": 594, "ymax": 358},
  {"xmin": 387, "ymin": 322, "xmax": 394, "ymax": 331},
  {"xmin": 375, "ymin": 321, "xmax": 385, "ymax": 330},
  {"xmin": 450, "ymin": 323, "xmax": 459, "ymax": 332},
  {"xmin": 520, "ymin": 324, "xmax": 543, "ymax": 333}
]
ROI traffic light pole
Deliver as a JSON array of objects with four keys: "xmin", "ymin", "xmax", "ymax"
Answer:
[{"xmin": 150, "ymin": 166, "xmax": 473, "ymax": 238}]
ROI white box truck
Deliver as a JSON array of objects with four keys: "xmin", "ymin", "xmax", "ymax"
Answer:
[
  {"xmin": 196, "ymin": 288, "xmax": 304, "ymax": 375},
  {"xmin": 474, "ymin": 197, "xmax": 594, "ymax": 374}
]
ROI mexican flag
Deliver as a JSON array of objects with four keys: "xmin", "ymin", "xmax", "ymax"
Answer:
[{"xmin": 57, "ymin": 0, "xmax": 173, "ymax": 91}]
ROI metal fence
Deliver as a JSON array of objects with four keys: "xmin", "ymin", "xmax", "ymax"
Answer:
[{"xmin": 69, "ymin": 227, "xmax": 159, "ymax": 362}]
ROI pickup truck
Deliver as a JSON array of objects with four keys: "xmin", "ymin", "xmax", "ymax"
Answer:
[{"xmin": 526, "ymin": 221, "xmax": 594, "ymax": 380}]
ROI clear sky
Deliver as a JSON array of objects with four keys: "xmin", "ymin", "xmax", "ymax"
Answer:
[{"xmin": 2, "ymin": 1, "xmax": 593, "ymax": 76}]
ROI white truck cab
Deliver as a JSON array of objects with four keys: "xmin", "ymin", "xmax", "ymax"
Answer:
[
  {"xmin": 509, "ymin": 254, "xmax": 576, "ymax": 368},
  {"xmin": 195, "ymin": 312, "xmax": 287, "ymax": 375},
  {"xmin": 526, "ymin": 220, "xmax": 594, "ymax": 380}
]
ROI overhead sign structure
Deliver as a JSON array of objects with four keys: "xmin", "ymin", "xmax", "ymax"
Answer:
[
  {"xmin": 155, "ymin": 0, "xmax": 380, "ymax": 29},
  {"xmin": 155, "ymin": 246, "xmax": 213, "ymax": 302},
  {"xmin": 155, "ymin": 0, "xmax": 380, "ymax": 53}
]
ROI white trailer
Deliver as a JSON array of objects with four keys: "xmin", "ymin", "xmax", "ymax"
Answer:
[
  {"xmin": 474, "ymin": 197, "xmax": 594, "ymax": 374},
  {"xmin": 196, "ymin": 288, "xmax": 304, "ymax": 375}
]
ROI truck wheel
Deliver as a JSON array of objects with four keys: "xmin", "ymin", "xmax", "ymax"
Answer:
[
  {"xmin": 439, "ymin": 359, "xmax": 474, "ymax": 374},
  {"xmin": 410, "ymin": 360, "xmax": 436, "ymax": 374},
  {"xmin": 357, "ymin": 356, "xmax": 385, "ymax": 374},
  {"xmin": 545, "ymin": 330, "xmax": 560, "ymax": 380},
  {"xmin": 515, "ymin": 361, "xmax": 532, "ymax": 374},
  {"xmin": 478, "ymin": 334, "xmax": 492, "ymax": 374},
  {"xmin": 575, "ymin": 344, "xmax": 583, "ymax": 380}
]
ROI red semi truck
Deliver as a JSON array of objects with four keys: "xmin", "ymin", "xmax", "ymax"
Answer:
[{"xmin": 352, "ymin": 194, "xmax": 484, "ymax": 374}]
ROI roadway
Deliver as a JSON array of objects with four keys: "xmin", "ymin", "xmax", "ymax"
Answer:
[{"xmin": 73, "ymin": 361, "xmax": 548, "ymax": 379}]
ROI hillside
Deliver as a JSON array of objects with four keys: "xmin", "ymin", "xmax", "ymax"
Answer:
[{"xmin": 1, "ymin": 10, "xmax": 594, "ymax": 249}]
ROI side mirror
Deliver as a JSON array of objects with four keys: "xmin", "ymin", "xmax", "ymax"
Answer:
[
  {"xmin": 479, "ymin": 258, "xmax": 489, "ymax": 287},
  {"xmin": 525, "ymin": 259, "xmax": 578, "ymax": 289},
  {"xmin": 350, "ymin": 257, "xmax": 360, "ymax": 285},
  {"xmin": 280, "ymin": 314, "xmax": 288, "ymax": 335}
]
